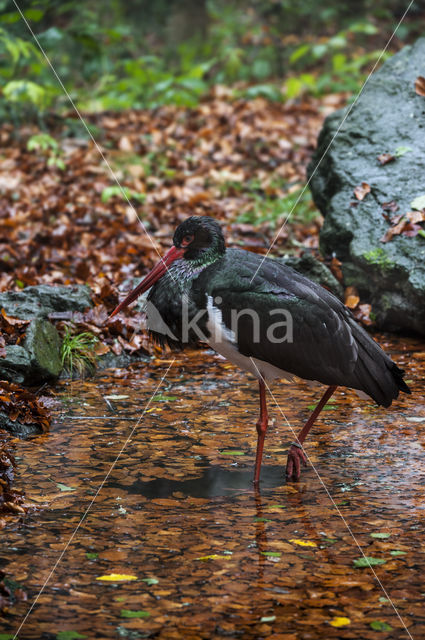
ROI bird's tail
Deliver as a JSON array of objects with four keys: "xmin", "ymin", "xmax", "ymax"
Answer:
[{"xmin": 349, "ymin": 320, "xmax": 411, "ymax": 408}]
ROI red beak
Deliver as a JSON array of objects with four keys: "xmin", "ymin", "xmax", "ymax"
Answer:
[{"xmin": 109, "ymin": 245, "xmax": 184, "ymax": 319}]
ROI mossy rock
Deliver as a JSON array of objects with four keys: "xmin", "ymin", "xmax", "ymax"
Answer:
[
  {"xmin": 24, "ymin": 318, "xmax": 62, "ymax": 383},
  {"xmin": 308, "ymin": 37, "xmax": 425, "ymax": 334}
]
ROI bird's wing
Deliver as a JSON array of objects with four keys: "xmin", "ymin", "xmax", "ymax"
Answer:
[{"xmin": 193, "ymin": 249, "xmax": 358, "ymax": 386}]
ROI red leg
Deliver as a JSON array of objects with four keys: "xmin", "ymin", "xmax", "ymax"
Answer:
[
  {"xmin": 253, "ymin": 379, "xmax": 268, "ymax": 486},
  {"xmin": 286, "ymin": 385, "xmax": 337, "ymax": 481}
]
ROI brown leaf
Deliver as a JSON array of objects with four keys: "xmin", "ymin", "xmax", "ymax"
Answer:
[
  {"xmin": 381, "ymin": 200, "xmax": 399, "ymax": 213},
  {"xmin": 405, "ymin": 210, "xmax": 425, "ymax": 224},
  {"xmin": 329, "ymin": 256, "xmax": 343, "ymax": 282},
  {"xmin": 354, "ymin": 182, "xmax": 371, "ymax": 201},
  {"xmin": 344, "ymin": 286, "xmax": 360, "ymax": 310},
  {"xmin": 380, "ymin": 218, "xmax": 407, "ymax": 243},
  {"xmin": 415, "ymin": 75, "xmax": 425, "ymax": 97},
  {"xmin": 377, "ymin": 153, "xmax": 395, "ymax": 165}
]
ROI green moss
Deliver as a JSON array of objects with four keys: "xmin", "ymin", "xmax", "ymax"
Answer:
[{"xmin": 363, "ymin": 248, "xmax": 394, "ymax": 271}]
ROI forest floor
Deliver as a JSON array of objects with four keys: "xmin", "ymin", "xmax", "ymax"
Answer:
[{"xmin": 1, "ymin": 93, "xmax": 424, "ymax": 639}]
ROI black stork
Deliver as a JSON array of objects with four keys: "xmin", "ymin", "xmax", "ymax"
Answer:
[{"xmin": 110, "ymin": 216, "xmax": 410, "ymax": 485}]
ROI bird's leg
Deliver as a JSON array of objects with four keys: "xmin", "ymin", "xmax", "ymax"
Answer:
[
  {"xmin": 253, "ymin": 378, "xmax": 268, "ymax": 486},
  {"xmin": 286, "ymin": 385, "xmax": 337, "ymax": 482}
]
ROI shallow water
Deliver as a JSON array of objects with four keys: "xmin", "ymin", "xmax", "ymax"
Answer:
[{"xmin": 1, "ymin": 335, "xmax": 425, "ymax": 639}]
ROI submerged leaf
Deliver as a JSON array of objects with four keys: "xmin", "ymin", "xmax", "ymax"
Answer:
[
  {"xmin": 96, "ymin": 573, "xmax": 138, "ymax": 581},
  {"xmin": 370, "ymin": 620, "xmax": 393, "ymax": 631},
  {"xmin": 220, "ymin": 450, "xmax": 245, "ymax": 455},
  {"xmin": 196, "ymin": 554, "xmax": 232, "ymax": 561},
  {"xmin": 353, "ymin": 556, "xmax": 386, "ymax": 568},
  {"xmin": 260, "ymin": 615, "xmax": 276, "ymax": 623},
  {"xmin": 57, "ymin": 483, "xmax": 76, "ymax": 492},
  {"xmin": 289, "ymin": 539, "xmax": 317, "ymax": 547},
  {"xmin": 330, "ymin": 616, "xmax": 351, "ymax": 627},
  {"xmin": 120, "ymin": 609, "xmax": 150, "ymax": 618},
  {"xmin": 142, "ymin": 577, "xmax": 159, "ymax": 585},
  {"xmin": 153, "ymin": 394, "xmax": 177, "ymax": 402}
]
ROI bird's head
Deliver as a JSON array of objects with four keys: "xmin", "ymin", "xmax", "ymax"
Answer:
[{"xmin": 109, "ymin": 216, "xmax": 225, "ymax": 317}]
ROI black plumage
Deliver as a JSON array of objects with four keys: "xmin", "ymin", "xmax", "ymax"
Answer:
[{"xmin": 111, "ymin": 216, "xmax": 410, "ymax": 483}]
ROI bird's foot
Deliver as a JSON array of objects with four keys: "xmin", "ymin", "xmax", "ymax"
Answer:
[{"xmin": 285, "ymin": 443, "xmax": 307, "ymax": 481}]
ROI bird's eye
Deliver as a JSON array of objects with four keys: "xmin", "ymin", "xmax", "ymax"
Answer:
[{"xmin": 181, "ymin": 234, "xmax": 194, "ymax": 247}]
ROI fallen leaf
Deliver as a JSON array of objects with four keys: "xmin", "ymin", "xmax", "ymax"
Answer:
[
  {"xmin": 56, "ymin": 633, "xmax": 87, "ymax": 640},
  {"xmin": 96, "ymin": 574, "xmax": 138, "ymax": 581},
  {"xmin": 370, "ymin": 533, "xmax": 391, "ymax": 539},
  {"xmin": 415, "ymin": 75, "xmax": 425, "ymax": 97},
  {"xmin": 220, "ymin": 450, "xmax": 245, "ymax": 455},
  {"xmin": 381, "ymin": 200, "xmax": 399, "ymax": 213},
  {"xmin": 353, "ymin": 556, "xmax": 386, "ymax": 568},
  {"xmin": 330, "ymin": 616, "xmax": 351, "ymax": 627},
  {"xmin": 104, "ymin": 395, "xmax": 129, "ymax": 401},
  {"xmin": 354, "ymin": 182, "xmax": 371, "ymax": 200},
  {"xmin": 57, "ymin": 483, "xmax": 76, "ymax": 492},
  {"xmin": 196, "ymin": 555, "xmax": 232, "ymax": 561},
  {"xmin": 394, "ymin": 145, "xmax": 412, "ymax": 157},
  {"xmin": 260, "ymin": 615, "xmax": 276, "ymax": 623},
  {"xmin": 377, "ymin": 153, "xmax": 395, "ymax": 165},
  {"xmin": 120, "ymin": 609, "xmax": 150, "ymax": 618},
  {"xmin": 370, "ymin": 620, "xmax": 393, "ymax": 631},
  {"xmin": 380, "ymin": 218, "xmax": 407, "ymax": 243},
  {"xmin": 405, "ymin": 210, "xmax": 425, "ymax": 224},
  {"xmin": 289, "ymin": 539, "xmax": 317, "ymax": 548},
  {"xmin": 327, "ymin": 258, "xmax": 342, "ymax": 286},
  {"xmin": 410, "ymin": 194, "xmax": 425, "ymax": 211}
]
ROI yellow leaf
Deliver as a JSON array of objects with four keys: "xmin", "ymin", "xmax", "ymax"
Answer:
[
  {"xmin": 196, "ymin": 555, "xmax": 232, "ymax": 561},
  {"xmin": 330, "ymin": 617, "xmax": 351, "ymax": 627},
  {"xmin": 289, "ymin": 538, "xmax": 317, "ymax": 547},
  {"xmin": 96, "ymin": 574, "xmax": 138, "ymax": 582}
]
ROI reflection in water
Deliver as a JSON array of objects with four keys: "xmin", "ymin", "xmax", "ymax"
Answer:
[
  {"xmin": 116, "ymin": 463, "xmax": 286, "ymax": 498},
  {"xmin": 2, "ymin": 338, "xmax": 425, "ymax": 639},
  {"xmin": 254, "ymin": 489, "xmax": 268, "ymax": 580}
]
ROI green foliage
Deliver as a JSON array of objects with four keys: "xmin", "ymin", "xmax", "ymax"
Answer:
[
  {"xmin": 363, "ymin": 248, "xmax": 394, "ymax": 270},
  {"xmin": 60, "ymin": 327, "xmax": 98, "ymax": 378},
  {"xmin": 0, "ymin": 1, "xmax": 419, "ymax": 118},
  {"xmin": 237, "ymin": 184, "xmax": 317, "ymax": 227},
  {"xmin": 27, "ymin": 133, "xmax": 65, "ymax": 169},
  {"xmin": 101, "ymin": 185, "xmax": 145, "ymax": 203}
]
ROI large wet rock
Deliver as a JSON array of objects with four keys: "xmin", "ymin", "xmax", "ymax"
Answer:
[
  {"xmin": 0, "ymin": 346, "xmax": 30, "ymax": 385},
  {"xmin": 24, "ymin": 318, "xmax": 62, "ymax": 384},
  {"xmin": 0, "ymin": 285, "xmax": 93, "ymax": 386},
  {"xmin": 308, "ymin": 37, "xmax": 425, "ymax": 335},
  {"xmin": 0, "ymin": 320, "xmax": 62, "ymax": 386},
  {"xmin": 0, "ymin": 284, "xmax": 92, "ymax": 319}
]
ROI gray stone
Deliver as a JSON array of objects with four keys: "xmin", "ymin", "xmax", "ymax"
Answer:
[
  {"xmin": 0, "ymin": 346, "xmax": 31, "ymax": 384},
  {"xmin": 276, "ymin": 253, "xmax": 344, "ymax": 300},
  {"xmin": 308, "ymin": 37, "xmax": 425, "ymax": 334},
  {"xmin": 24, "ymin": 318, "xmax": 62, "ymax": 383},
  {"xmin": 0, "ymin": 284, "xmax": 92, "ymax": 320}
]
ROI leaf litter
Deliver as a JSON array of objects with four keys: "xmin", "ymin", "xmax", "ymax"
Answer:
[{"xmin": 0, "ymin": 96, "xmax": 424, "ymax": 637}]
